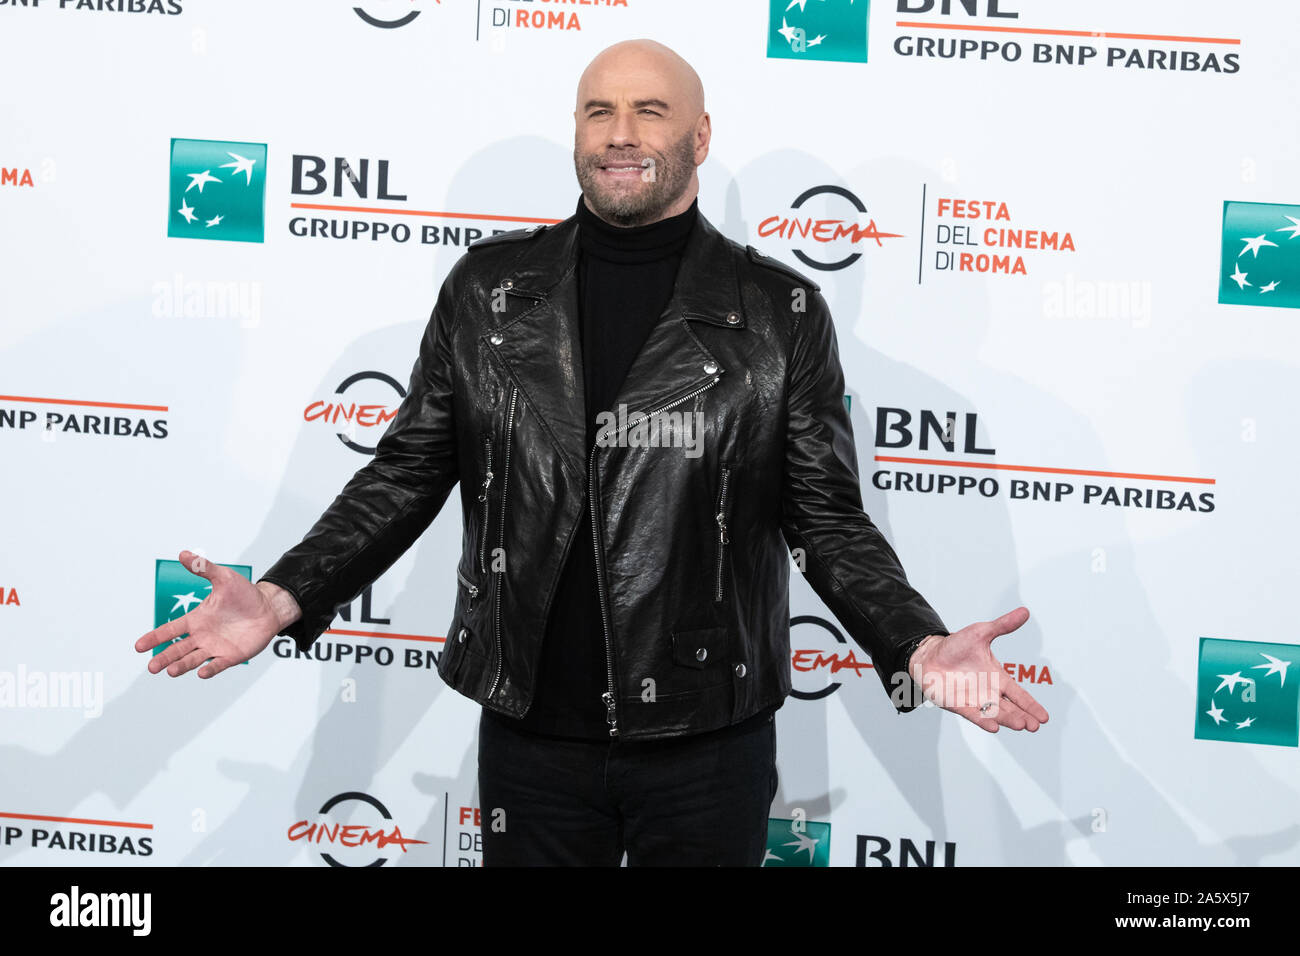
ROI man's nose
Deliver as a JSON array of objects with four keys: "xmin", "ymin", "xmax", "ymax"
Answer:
[{"xmin": 608, "ymin": 107, "xmax": 639, "ymax": 148}]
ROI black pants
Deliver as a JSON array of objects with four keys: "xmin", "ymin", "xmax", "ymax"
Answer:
[{"xmin": 477, "ymin": 709, "xmax": 778, "ymax": 866}]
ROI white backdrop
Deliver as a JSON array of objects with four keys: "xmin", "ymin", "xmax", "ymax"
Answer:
[{"xmin": 2, "ymin": 0, "xmax": 1298, "ymax": 866}]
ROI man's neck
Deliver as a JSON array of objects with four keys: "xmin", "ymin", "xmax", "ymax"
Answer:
[{"xmin": 582, "ymin": 186, "xmax": 699, "ymax": 228}]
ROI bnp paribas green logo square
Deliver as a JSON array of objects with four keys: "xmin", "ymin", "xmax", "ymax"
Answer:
[
  {"xmin": 762, "ymin": 817, "xmax": 831, "ymax": 866},
  {"xmin": 152, "ymin": 558, "xmax": 252, "ymax": 659},
  {"xmin": 1194, "ymin": 637, "xmax": 1298, "ymax": 747},
  {"xmin": 1218, "ymin": 200, "xmax": 1300, "ymax": 310},
  {"xmin": 167, "ymin": 138, "xmax": 267, "ymax": 243},
  {"xmin": 768, "ymin": 0, "xmax": 869, "ymax": 63}
]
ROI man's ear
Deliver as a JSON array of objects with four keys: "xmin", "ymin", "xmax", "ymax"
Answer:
[{"xmin": 695, "ymin": 112, "xmax": 712, "ymax": 162}]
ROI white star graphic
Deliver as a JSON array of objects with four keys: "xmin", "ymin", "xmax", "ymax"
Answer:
[
  {"xmin": 1260, "ymin": 280, "xmax": 1279, "ymax": 294},
  {"xmin": 185, "ymin": 170, "xmax": 221, "ymax": 194},
  {"xmin": 177, "ymin": 199, "xmax": 197, "ymax": 224},
  {"xmin": 1275, "ymin": 216, "xmax": 1300, "ymax": 240},
  {"xmin": 1251, "ymin": 652, "xmax": 1291, "ymax": 687},
  {"xmin": 220, "ymin": 152, "xmax": 257, "ymax": 185},
  {"xmin": 1204, "ymin": 698, "xmax": 1226, "ymax": 725},
  {"xmin": 783, "ymin": 832, "xmax": 820, "ymax": 860},
  {"xmin": 1214, "ymin": 672, "xmax": 1255, "ymax": 694},
  {"xmin": 205, "ymin": 214, "xmax": 224, "ymax": 227},
  {"xmin": 170, "ymin": 591, "xmax": 203, "ymax": 614},
  {"xmin": 785, "ymin": 0, "xmax": 825, "ymax": 11},
  {"xmin": 1239, "ymin": 234, "xmax": 1278, "ymax": 258},
  {"xmin": 778, "ymin": 17, "xmax": 798, "ymax": 44},
  {"xmin": 1235, "ymin": 716, "xmax": 1255, "ymax": 729},
  {"xmin": 807, "ymin": 34, "xmax": 827, "ymax": 46},
  {"xmin": 761, "ymin": 848, "xmax": 781, "ymax": 865}
]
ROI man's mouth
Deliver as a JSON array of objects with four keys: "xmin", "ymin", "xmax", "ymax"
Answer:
[{"xmin": 599, "ymin": 160, "xmax": 650, "ymax": 178}]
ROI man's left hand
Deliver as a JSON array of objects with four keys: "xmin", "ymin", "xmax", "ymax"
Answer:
[{"xmin": 907, "ymin": 606, "xmax": 1048, "ymax": 733}]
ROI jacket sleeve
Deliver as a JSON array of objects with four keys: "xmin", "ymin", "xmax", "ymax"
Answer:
[
  {"xmin": 257, "ymin": 260, "xmax": 464, "ymax": 653},
  {"xmin": 779, "ymin": 287, "xmax": 948, "ymax": 713}
]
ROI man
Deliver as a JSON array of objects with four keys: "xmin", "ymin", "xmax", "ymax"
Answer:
[{"xmin": 136, "ymin": 39, "xmax": 1048, "ymax": 866}]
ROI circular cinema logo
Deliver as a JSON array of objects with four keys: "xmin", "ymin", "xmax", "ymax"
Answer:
[
  {"xmin": 304, "ymin": 370, "xmax": 406, "ymax": 455},
  {"xmin": 790, "ymin": 614, "xmax": 874, "ymax": 700},
  {"xmin": 758, "ymin": 186, "xmax": 904, "ymax": 272},
  {"xmin": 288, "ymin": 791, "xmax": 427, "ymax": 867}
]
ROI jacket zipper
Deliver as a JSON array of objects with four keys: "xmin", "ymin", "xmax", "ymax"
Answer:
[
  {"xmin": 456, "ymin": 567, "xmax": 479, "ymax": 613},
  {"xmin": 593, "ymin": 374, "xmax": 722, "ymax": 738},
  {"xmin": 488, "ymin": 384, "xmax": 518, "ymax": 700},
  {"xmin": 477, "ymin": 434, "xmax": 494, "ymax": 576},
  {"xmin": 715, "ymin": 464, "xmax": 730, "ymax": 602}
]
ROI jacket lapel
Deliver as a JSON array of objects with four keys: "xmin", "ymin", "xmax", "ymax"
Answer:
[
  {"xmin": 485, "ymin": 205, "xmax": 747, "ymax": 479},
  {"xmin": 485, "ymin": 222, "xmax": 588, "ymax": 480},
  {"xmin": 610, "ymin": 211, "xmax": 745, "ymax": 421}
]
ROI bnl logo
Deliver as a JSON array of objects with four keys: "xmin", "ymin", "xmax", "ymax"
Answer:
[
  {"xmin": 167, "ymin": 138, "xmax": 268, "ymax": 243},
  {"xmin": 1218, "ymin": 201, "xmax": 1300, "ymax": 310},
  {"xmin": 1194, "ymin": 637, "xmax": 1298, "ymax": 747},
  {"xmin": 768, "ymin": 0, "xmax": 869, "ymax": 63},
  {"xmin": 763, "ymin": 817, "xmax": 831, "ymax": 866},
  {"xmin": 857, "ymin": 834, "xmax": 957, "ymax": 866}
]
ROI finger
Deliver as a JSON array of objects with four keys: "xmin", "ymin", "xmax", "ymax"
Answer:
[
  {"xmin": 135, "ymin": 615, "xmax": 191, "ymax": 653},
  {"xmin": 989, "ymin": 696, "xmax": 1041, "ymax": 732},
  {"xmin": 148, "ymin": 633, "xmax": 202, "ymax": 674},
  {"xmin": 1001, "ymin": 677, "xmax": 1049, "ymax": 724},
  {"xmin": 166, "ymin": 644, "xmax": 213, "ymax": 678},
  {"xmin": 178, "ymin": 549, "xmax": 230, "ymax": 587},
  {"xmin": 198, "ymin": 655, "xmax": 238, "ymax": 679},
  {"xmin": 985, "ymin": 606, "xmax": 1029, "ymax": 643}
]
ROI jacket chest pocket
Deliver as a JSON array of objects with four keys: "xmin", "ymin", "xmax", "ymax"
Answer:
[{"xmin": 714, "ymin": 462, "xmax": 732, "ymax": 603}]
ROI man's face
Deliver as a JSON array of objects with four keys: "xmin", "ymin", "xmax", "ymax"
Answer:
[{"xmin": 574, "ymin": 65, "xmax": 703, "ymax": 227}]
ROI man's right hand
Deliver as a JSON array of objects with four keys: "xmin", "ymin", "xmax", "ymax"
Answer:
[{"xmin": 134, "ymin": 550, "xmax": 302, "ymax": 679}]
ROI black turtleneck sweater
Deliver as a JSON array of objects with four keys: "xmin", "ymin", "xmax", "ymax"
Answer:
[{"xmin": 486, "ymin": 194, "xmax": 776, "ymax": 742}]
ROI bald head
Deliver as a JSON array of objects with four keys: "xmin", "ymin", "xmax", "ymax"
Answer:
[
  {"xmin": 576, "ymin": 38, "xmax": 705, "ymax": 118},
  {"xmin": 572, "ymin": 39, "xmax": 711, "ymax": 226}
]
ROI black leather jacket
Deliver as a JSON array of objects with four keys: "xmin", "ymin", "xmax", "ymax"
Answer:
[{"xmin": 260, "ymin": 205, "xmax": 949, "ymax": 740}]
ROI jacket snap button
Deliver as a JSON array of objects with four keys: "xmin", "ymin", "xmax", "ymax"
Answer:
[
  {"xmin": 703, "ymin": 361, "xmax": 718, "ymax": 374},
  {"xmin": 725, "ymin": 312, "xmax": 740, "ymax": 325},
  {"xmin": 696, "ymin": 647, "xmax": 708, "ymax": 662},
  {"xmin": 457, "ymin": 627, "xmax": 468, "ymax": 643},
  {"xmin": 500, "ymin": 278, "xmax": 514, "ymax": 290},
  {"xmin": 734, "ymin": 663, "xmax": 746, "ymax": 678},
  {"xmin": 489, "ymin": 333, "xmax": 503, "ymax": 346}
]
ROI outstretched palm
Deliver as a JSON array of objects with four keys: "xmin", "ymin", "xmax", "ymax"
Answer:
[
  {"xmin": 908, "ymin": 607, "xmax": 1048, "ymax": 733},
  {"xmin": 134, "ymin": 550, "xmax": 280, "ymax": 679}
]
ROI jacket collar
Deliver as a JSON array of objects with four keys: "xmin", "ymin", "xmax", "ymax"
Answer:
[
  {"xmin": 502, "ymin": 203, "xmax": 745, "ymax": 329},
  {"xmin": 484, "ymin": 203, "xmax": 744, "ymax": 480}
]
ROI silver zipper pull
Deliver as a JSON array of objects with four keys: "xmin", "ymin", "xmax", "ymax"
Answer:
[
  {"xmin": 457, "ymin": 571, "xmax": 480, "ymax": 612},
  {"xmin": 716, "ymin": 511, "xmax": 729, "ymax": 545},
  {"xmin": 477, "ymin": 469, "xmax": 494, "ymax": 502},
  {"xmin": 601, "ymin": 691, "xmax": 618, "ymax": 735}
]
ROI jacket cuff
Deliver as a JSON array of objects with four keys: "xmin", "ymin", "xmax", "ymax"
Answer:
[
  {"xmin": 886, "ymin": 627, "xmax": 949, "ymax": 715},
  {"xmin": 256, "ymin": 573, "xmax": 336, "ymax": 654}
]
